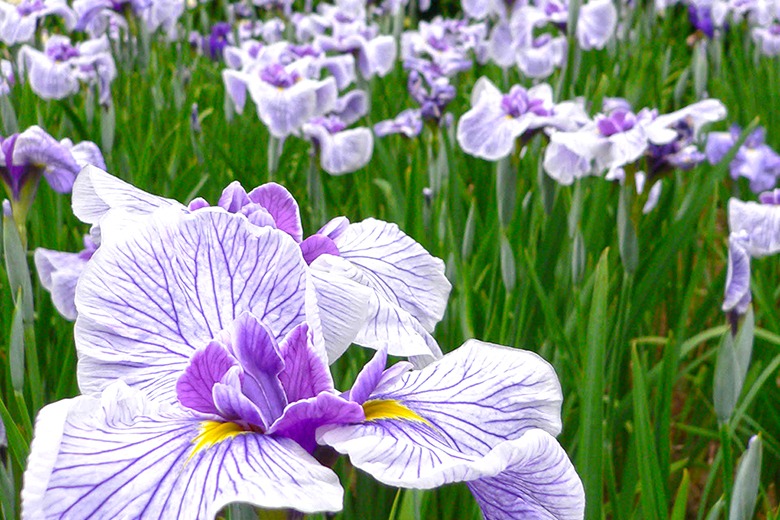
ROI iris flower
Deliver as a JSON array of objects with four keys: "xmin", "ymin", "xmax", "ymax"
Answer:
[
  {"xmin": 45, "ymin": 166, "xmax": 450, "ymax": 363},
  {"xmin": 18, "ymin": 35, "xmax": 117, "ymax": 105},
  {"xmin": 0, "ymin": 126, "xmax": 104, "ymax": 222},
  {"xmin": 457, "ymin": 77, "xmax": 587, "ymax": 161},
  {"xmin": 0, "ymin": 0, "xmax": 75, "ymax": 45},
  {"xmin": 23, "ymin": 205, "xmax": 583, "ymax": 519},
  {"xmin": 706, "ymin": 125, "xmax": 780, "ymax": 193},
  {"xmin": 722, "ymin": 190, "xmax": 780, "ymax": 314}
]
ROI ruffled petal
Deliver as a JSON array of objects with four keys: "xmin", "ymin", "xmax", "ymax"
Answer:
[
  {"xmin": 22, "ymin": 383, "xmax": 343, "ymax": 519},
  {"xmin": 75, "ymin": 209, "xmax": 307, "ymax": 403},
  {"xmin": 334, "ymin": 218, "xmax": 450, "ymax": 332},
  {"xmin": 34, "ymin": 247, "xmax": 92, "ymax": 321}
]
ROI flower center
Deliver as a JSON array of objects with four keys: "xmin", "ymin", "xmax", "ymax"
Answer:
[
  {"xmin": 260, "ymin": 64, "xmax": 301, "ymax": 89},
  {"xmin": 597, "ymin": 109, "xmax": 637, "ymax": 136}
]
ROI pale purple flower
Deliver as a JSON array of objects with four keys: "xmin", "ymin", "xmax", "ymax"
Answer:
[
  {"xmin": 22, "ymin": 205, "xmax": 580, "ymax": 517},
  {"xmin": 458, "ymin": 77, "xmax": 587, "ymax": 161},
  {"xmin": 18, "ymin": 35, "xmax": 117, "ymax": 105},
  {"xmin": 0, "ymin": 0, "xmax": 76, "ymax": 45},
  {"xmin": 303, "ymin": 91, "xmax": 373, "ymax": 175},
  {"xmin": 374, "ymin": 108, "xmax": 423, "ymax": 138},
  {"xmin": 34, "ymin": 235, "xmax": 98, "ymax": 320},
  {"xmin": 752, "ymin": 24, "xmax": 780, "ymax": 56},
  {"xmin": 723, "ymin": 191, "xmax": 780, "ymax": 313},
  {"xmin": 0, "ymin": 126, "xmax": 95, "ymax": 214},
  {"xmin": 317, "ymin": 31, "xmax": 396, "ymax": 79},
  {"xmin": 71, "ymin": 167, "xmax": 451, "ymax": 363},
  {"xmin": 73, "ymin": 0, "xmax": 184, "ymax": 39},
  {"xmin": 544, "ymin": 108, "xmax": 655, "ymax": 185},
  {"xmin": 401, "ymin": 18, "xmax": 488, "ymax": 74},
  {"xmin": 223, "ymin": 59, "xmax": 338, "ymax": 138},
  {"xmin": 706, "ymin": 126, "xmax": 780, "ymax": 193}
]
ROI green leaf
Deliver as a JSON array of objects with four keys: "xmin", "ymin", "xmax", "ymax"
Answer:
[
  {"xmin": 579, "ymin": 248, "xmax": 609, "ymax": 520},
  {"xmin": 2, "ymin": 212, "xmax": 34, "ymax": 323},
  {"xmin": 670, "ymin": 469, "xmax": 690, "ymax": 520},
  {"xmin": 9, "ymin": 288, "xmax": 25, "ymax": 392}
]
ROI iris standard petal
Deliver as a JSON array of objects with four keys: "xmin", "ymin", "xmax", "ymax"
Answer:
[
  {"xmin": 247, "ymin": 182, "xmax": 303, "ymax": 242},
  {"xmin": 22, "ymin": 383, "xmax": 344, "ymax": 519},
  {"xmin": 75, "ymin": 209, "xmax": 307, "ymax": 403},
  {"xmin": 278, "ymin": 323, "xmax": 334, "ymax": 402},
  {"xmin": 176, "ymin": 341, "xmax": 237, "ymax": 415}
]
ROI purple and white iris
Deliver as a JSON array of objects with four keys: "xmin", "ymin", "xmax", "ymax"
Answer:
[
  {"xmin": 722, "ymin": 190, "xmax": 780, "ymax": 314},
  {"xmin": 223, "ymin": 55, "xmax": 338, "ymax": 138},
  {"xmin": 18, "ymin": 35, "xmax": 117, "ymax": 105},
  {"xmin": 0, "ymin": 0, "xmax": 76, "ymax": 45},
  {"xmin": 22, "ymin": 198, "xmax": 583, "ymax": 519},
  {"xmin": 706, "ymin": 125, "xmax": 780, "ymax": 193},
  {"xmin": 457, "ymin": 77, "xmax": 587, "ymax": 161},
  {"xmin": 302, "ymin": 90, "xmax": 374, "ymax": 175},
  {"xmin": 0, "ymin": 126, "xmax": 104, "ymax": 220}
]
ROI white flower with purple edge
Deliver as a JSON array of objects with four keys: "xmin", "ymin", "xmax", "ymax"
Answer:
[{"xmin": 223, "ymin": 56, "xmax": 339, "ymax": 138}]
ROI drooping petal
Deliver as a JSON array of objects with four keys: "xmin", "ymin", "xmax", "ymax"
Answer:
[
  {"xmin": 75, "ymin": 209, "xmax": 307, "ymax": 403},
  {"xmin": 34, "ymin": 246, "xmax": 93, "ymax": 321},
  {"xmin": 22, "ymin": 383, "xmax": 344, "ymax": 519},
  {"xmin": 319, "ymin": 423, "xmax": 582, "ymax": 518},
  {"xmin": 467, "ymin": 430, "xmax": 585, "ymax": 520},
  {"xmin": 306, "ymin": 125, "xmax": 374, "ymax": 176},
  {"xmin": 305, "ymin": 258, "xmax": 373, "ymax": 362},
  {"xmin": 72, "ymin": 165, "xmax": 183, "ymax": 227},
  {"xmin": 333, "ymin": 218, "xmax": 451, "ymax": 332},
  {"xmin": 309, "ymin": 254, "xmax": 443, "ymax": 362},
  {"xmin": 13, "ymin": 126, "xmax": 80, "ymax": 194},
  {"xmin": 577, "ymin": 0, "xmax": 617, "ymax": 50}
]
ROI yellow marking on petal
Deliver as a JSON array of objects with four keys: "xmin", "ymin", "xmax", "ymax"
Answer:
[
  {"xmin": 188, "ymin": 421, "xmax": 248, "ymax": 461},
  {"xmin": 362, "ymin": 399, "xmax": 429, "ymax": 424}
]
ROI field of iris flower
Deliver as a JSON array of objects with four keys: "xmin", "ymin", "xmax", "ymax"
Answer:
[{"xmin": 1, "ymin": 0, "xmax": 780, "ymax": 518}]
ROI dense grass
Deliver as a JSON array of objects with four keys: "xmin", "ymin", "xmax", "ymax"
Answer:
[{"xmin": 1, "ymin": 3, "xmax": 779, "ymax": 519}]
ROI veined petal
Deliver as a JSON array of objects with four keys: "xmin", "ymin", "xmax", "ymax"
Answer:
[
  {"xmin": 75, "ymin": 209, "xmax": 307, "ymax": 403},
  {"xmin": 176, "ymin": 341, "xmax": 237, "ymax": 415},
  {"xmin": 279, "ymin": 323, "xmax": 334, "ymax": 402},
  {"xmin": 305, "ymin": 257, "xmax": 373, "ymax": 363},
  {"xmin": 334, "ymin": 218, "xmax": 451, "ymax": 333},
  {"xmin": 34, "ymin": 247, "xmax": 91, "ymax": 321},
  {"xmin": 728, "ymin": 198, "xmax": 780, "ymax": 256},
  {"xmin": 319, "ymin": 422, "xmax": 582, "ymax": 518},
  {"xmin": 723, "ymin": 234, "xmax": 752, "ymax": 314},
  {"xmin": 72, "ymin": 165, "xmax": 182, "ymax": 227},
  {"xmin": 22, "ymin": 383, "xmax": 343, "ymax": 519},
  {"xmin": 309, "ymin": 254, "xmax": 440, "ymax": 361},
  {"xmin": 247, "ymin": 182, "xmax": 303, "ymax": 243},
  {"xmin": 366, "ymin": 340, "xmax": 562, "ymax": 452},
  {"xmin": 468, "ymin": 430, "xmax": 585, "ymax": 520}
]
